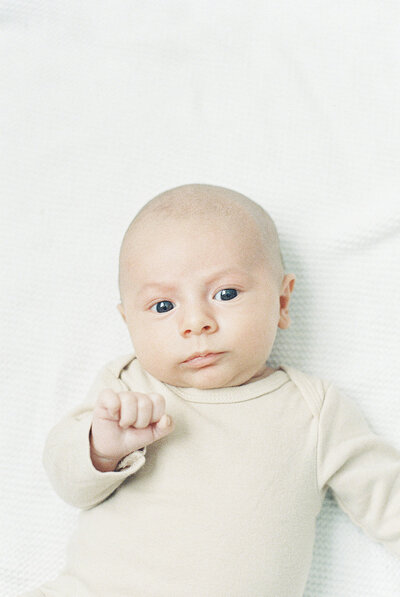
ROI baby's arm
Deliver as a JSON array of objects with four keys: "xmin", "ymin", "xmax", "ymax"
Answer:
[
  {"xmin": 317, "ymin": 383, "xmax": 400, "ymax": 558},
  {"xmin": 42, "ymin": 364, "xmax": 173, "ymax": 510}
]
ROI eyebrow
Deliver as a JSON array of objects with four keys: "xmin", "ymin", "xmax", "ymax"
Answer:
[{"xmin": 137, "ymin": 268, "xmax": 250, "ymax": 297}]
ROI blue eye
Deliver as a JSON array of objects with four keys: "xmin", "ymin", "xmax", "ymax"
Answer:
[
  {"xmin": 214, "ymin": 288, "xmax": 238, "ymax": 301},
  {"xmin": 150, "ymin": 300, "xmax": 175, "ymax": 313}
]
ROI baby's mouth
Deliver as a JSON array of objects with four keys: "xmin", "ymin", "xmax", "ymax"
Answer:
[{"xmin": 182, "ymin": 352, "xmax": 224, "ymax": 368}]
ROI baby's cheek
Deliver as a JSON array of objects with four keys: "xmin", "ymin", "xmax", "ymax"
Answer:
[
  {"xmin": 231, "ymin": 320, "xmax": 259, "ymax": 351},
  {"xmin": 242, "ymin": 317, "xmax": 275, "ymax": 354}
]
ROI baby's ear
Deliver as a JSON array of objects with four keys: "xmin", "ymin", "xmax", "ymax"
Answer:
[
  {"xmin": 117, "ymin": 303, "xmax": 127, "ymax": 323},
  {"xmin": 278, "ymin": 274, "xmax": 295, "ymax": 330}
]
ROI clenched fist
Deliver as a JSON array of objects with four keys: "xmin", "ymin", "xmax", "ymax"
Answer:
[{"xmin": 90, "ymin": 389, "xmax": 174, "ymax": 472}]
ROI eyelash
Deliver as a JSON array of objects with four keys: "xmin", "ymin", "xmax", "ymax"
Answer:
[{"xmin": 149, "ymin": 288, "xmax": 240, "ymax": 313}]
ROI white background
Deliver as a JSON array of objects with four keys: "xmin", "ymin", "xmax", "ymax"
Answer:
[{"xmin": 1, "ymin": 1, "xmax": 399, "ymax": 595}]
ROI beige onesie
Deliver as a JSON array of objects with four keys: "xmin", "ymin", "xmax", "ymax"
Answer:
[{"xmin": 21, "ymin": 353, "xmax": 400, "ymax": 597}]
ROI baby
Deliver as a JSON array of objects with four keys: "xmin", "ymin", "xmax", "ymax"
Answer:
[{"xmin": 22, "ymin": 184, "xmax": 400, "ymax": 597}]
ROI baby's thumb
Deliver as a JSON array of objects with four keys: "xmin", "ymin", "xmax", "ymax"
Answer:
[{"xmin": 154, "ymin": 413, "xmax": 174, "ymax": 437}]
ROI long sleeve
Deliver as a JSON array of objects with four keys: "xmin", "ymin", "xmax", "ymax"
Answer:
[
  {"xmin": 42, "ymin": 363, "xmax": 146, "ymax": 510},
  {"xmin": 317, "ymin": 383, "xmax": 400, "ymax": 558}
]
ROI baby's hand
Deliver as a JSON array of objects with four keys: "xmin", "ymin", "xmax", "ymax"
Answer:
[{"xmin": 90, "ymin": 389, "xmax": 174, "ymax": 472}]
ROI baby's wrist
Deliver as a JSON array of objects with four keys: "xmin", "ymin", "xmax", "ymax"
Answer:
[
  {"xmin": 90, "ymin": 448, "xmax": 120, "ymax": 472},
  {"xmin": 89, "ymin": 429, "xmax": 121, "ymax": 472}
]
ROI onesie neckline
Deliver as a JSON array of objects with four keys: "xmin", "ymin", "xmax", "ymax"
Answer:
[{"xmin": 162, "ymin": 366, "xmax": 290, "ymax": 404}]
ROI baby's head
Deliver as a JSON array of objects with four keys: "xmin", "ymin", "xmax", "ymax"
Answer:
[{"xmin": 117, "ymin": 184, "xmax": 295, "ymax": 389}]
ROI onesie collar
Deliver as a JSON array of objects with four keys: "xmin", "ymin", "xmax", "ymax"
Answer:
[{"xmin": 162, "ymin": 367, "xmax": 289, "ymax": 404}]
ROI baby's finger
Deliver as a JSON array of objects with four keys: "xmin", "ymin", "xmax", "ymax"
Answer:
[
  {"xmin": 96, "ymin": 389, "xmax": 121, "ymax": 420},
  {"xmin": 148, "ymin": 393, "xmax": 166, "ymax": 423},
  {"xmin": 134, "ymin": 394, "xmax": 153, "ymax": 429},
  {"xmin": 118, "ymin": 392, "xmax": 138, "ymax": 429}
]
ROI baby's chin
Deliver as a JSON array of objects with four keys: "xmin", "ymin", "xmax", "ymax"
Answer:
[{"xmin": 158, "ymin": 366, "xmax": 251, "ymax": 390}]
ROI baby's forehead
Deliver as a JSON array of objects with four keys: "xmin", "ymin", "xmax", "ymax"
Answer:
[
  {"xmin": 125, "ymin": 212, "xmax": 263, "ymax": 264},
  {"xmin": 119, "ymin": 185, "xmax": 284, "ymax": 298}
]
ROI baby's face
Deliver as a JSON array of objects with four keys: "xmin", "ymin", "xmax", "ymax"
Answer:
[{"xmin": 118, "ymin": 216, "xmax": 294, "ymax": 389}]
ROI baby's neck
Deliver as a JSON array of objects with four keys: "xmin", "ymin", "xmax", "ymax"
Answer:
[{"xmin": 241, "ymin": 365, "xmax": 277, "ymax": 385}]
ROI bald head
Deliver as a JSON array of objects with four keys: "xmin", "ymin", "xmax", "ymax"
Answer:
[{"xmin": 118, "ymin": 183, "xmax": 285, "ymax": 303}]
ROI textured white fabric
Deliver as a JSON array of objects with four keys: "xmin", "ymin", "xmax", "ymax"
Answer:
[{"xmin": 1, "ymin": 1, "xmax": 399, "ymax": 596}]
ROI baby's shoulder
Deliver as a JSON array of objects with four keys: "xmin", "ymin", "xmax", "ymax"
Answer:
[
  {"xmin": 103, "ymin": 351, "xmax": 137, "ymax": 379},
  {"xmin": 280, "ymin": 364, "xmax": 331, "ymax": 418}
]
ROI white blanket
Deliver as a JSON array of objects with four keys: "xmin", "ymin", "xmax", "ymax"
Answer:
[{"xmin": 1, "ymin": 2, "xmax": 399, "ymax": 595}]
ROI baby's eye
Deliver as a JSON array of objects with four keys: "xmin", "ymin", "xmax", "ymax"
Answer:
[
  {"xmin": 150, "ymin": 300, "xmax": 175, "ymax": 313},
  {"xmin": 214, "ymin": 288, "xmax": 238, "ymax": 301}
]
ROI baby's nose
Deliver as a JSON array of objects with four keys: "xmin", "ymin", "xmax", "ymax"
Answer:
[{"xmin": 179, "ymin": 308, "xmax": 218, "ymax": 336}]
